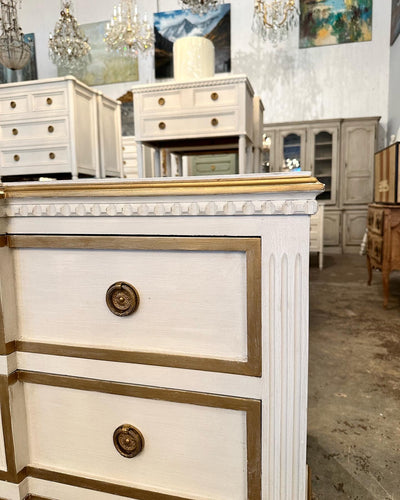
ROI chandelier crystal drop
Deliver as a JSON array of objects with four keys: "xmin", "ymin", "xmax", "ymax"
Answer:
[
  {"xmin": 0, "ymin": 0, "xmax": 31, "ymax": 70},
  {"xmin": 252, "ymin": 0, "xmax": 299, "ymax": 46},
  {"xmin": 179, "ymin": 0, "xmax": 224, "ymax": 16},
  {"xmin": 48, "ymin": 0, "xmax": 90, "ymax": 72},
  {"xmin": 104, "ymin": 1, "xmax": 154, "ymax": 58}
]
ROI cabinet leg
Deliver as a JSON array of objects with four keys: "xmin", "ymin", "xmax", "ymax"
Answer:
[
  {"xmin": 239, "ymin": 135, "xmax": 246, "ymax": 174},
  {"xmin": 367, "ymin": 255, "xmax": 372, "ymax": 285},
  {"xmin": 154, "ymin": 149, "xmax": 161, "ymax": 177}
]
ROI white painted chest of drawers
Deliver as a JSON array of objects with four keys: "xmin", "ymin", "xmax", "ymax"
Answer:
[
  {"xmin": 0, "ymin": 173, "xmax": 322, "ymax": 500},
  {"xmin": 0, "ymin": 76, "xmax": 123, "ymax": 181},
  {"xmin": 132, "ymin": 75, "xmax": 262, "ymax": 177}
]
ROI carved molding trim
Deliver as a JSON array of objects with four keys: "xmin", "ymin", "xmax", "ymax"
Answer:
[{"xmin": 0, "ymin": 199, "xmax": 318, "ymax": 217}]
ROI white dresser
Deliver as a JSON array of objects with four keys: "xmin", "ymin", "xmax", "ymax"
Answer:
[
  {"xmin": 0, "ymin": 173, "xmax": 322, "ymax": 500},
  {"xmin": 132, "ymin": 75, "xmax": 263, "ymax": 177},
  {"xmin": 0, "ymin": 76, "xmax": 123, "ymax": 181}
]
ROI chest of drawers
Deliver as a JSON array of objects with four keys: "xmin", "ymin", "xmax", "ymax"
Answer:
[
  {"xmin": 132, "ymin": 75, "xmax": 263, "ymax": 177},
  {"xmin": 367, "ymin": 203, "xmax": 400, "ymax": 307},
  {"xmin": 0, "ymin": 76, "xmax": 123, "ymax": 181},
  {"xmin": 0, "ymin": 173, "xmax": 323, "ymax": 499}
]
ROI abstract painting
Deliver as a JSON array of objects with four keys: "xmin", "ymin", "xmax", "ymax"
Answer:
[
  {"xmin": 58, "ymin": 21, "xmax": 139, "ymax": 85},
  {"xmin": 0, "ymin": 33, "xmax": 38, "ymax": 84},
  {"xmin": 300, "ymin": 0, "xmax": 373, "ymax": 48},
  {"xmin": 391, "ymin": 0, "xmax": 400, "ymax": 45},
  {"xmin": 154, "ymin": 4, "xmax": 231, "ymax": 79}
]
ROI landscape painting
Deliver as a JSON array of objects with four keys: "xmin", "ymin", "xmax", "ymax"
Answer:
[
  {"xmin": 300, "ymin": 0, "xmax": 373, "ymax": 48},
  {"xmin": 0, "ymin": 33, "xmax": 37, "ymax": 83},
  {"xmin": 391, "ymin": 0, "xmax": 400, "ymax": 45},
  {"xmin": 154, "ymin": 4, "xmax": 231, "ymax": 79},
  {"xmin": 58, "ymin": 21, "xmax": 139, "ymax": 85}
]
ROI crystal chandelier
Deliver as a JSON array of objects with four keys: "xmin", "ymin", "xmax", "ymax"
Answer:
[
  {"xmin": 0, "ymin": 0, "xmax": 31, "ymax": 70},
  {"xmin": 252, "ymin": 0, "xmax": 299, "ymax": 46},
  {"xmin": 179, "ymin": 0, "xmax": 224, "ymax": 16},
  {"xmin": 48, "ymin": 1, "xmax": 90, "ymax": 72},
  {"xmin": 104, "ymin": 1, "xmax": 154, "ymax": 58}
]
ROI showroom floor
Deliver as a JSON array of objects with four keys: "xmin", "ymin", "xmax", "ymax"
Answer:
[{"xmin": 307, "ymin": 253, "xmax": 400, "ymax": 500}]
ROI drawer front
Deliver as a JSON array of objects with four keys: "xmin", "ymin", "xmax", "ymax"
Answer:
[
  {"xmin": 32, "ymin": 89, "xmax": 67, "ymax": 112},
  {"xmin": 0, "ymin": 118, "xmax": 69, "ymax": 142},
  {"xmin": 193, "ymin": 84, "xmax": 239, "ymax": 109},
  {"xmin": 373, "ymin": 209, "xmax": 384, "ymax": 235},
  {"xmin": 139, "ymin": 90, "xmax": 184, "ymax": 113},
  {"xmin": 14, "ymin": 373, "xmax": 261, "ymax": 500},
  {"xmin": 1, "ymin": 145, "xmax": 69, "ymax": 168},
  {"xmin": 0, "ymin": 94, "xmax": 30, "ymax": 116},
  {"xmin": 141, "ymin": 111, "xmax": 239, "ymax": 139},
  {"xmin": 11, "ymin": 235, "xmax": 261, "ymax": 376},
  {"xmin": 367, "ymin": 233, "xmax": 383, "ymax": 264}
]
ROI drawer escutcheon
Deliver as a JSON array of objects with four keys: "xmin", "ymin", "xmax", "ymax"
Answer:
[
  {"xmin": 113, "ymin": 424, "xmax": 144, "ymax": 458},
  {"xmin": 106, "ymin": 281, "xmax": 140, "ymax": 316}
]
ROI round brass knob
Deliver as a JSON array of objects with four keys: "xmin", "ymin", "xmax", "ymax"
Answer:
[
  {"xmin": 10, "ymin": 101, "xmax": 16, "ymax": 109},
  {"xmin": 211, "ymin": 92, "xmax": 219, "ymax": 101},
  {"xmin": 158, "ymin": 97, "xmax": 165, "ymax": 106},
  {"xmin": 46, "ymin": 97, "xmax": 53, "ymax": 105},
  {"xmin": 12, "ymin": 128, "xmax": 18, "ymax": 136},
  {"xmin": 13, "ymin": 154, "xmax": 20, "ymax": 162},
  {"xmin": 211, "ymin": 118, "xmax": 219, "ymax": 126},
  {"xmin": 49, "ymin": 152, "xmax": 55, "ymax": 160},
  {"xmin": 106, "ymin": 281, "xmax": 140, "ymax": 317},
  {"xmin": 211, "ymin": 165, "xmax": 216, "ymax": 171},
  {"xmin": 159, "ymin": 121, "xmax": 166, "ymax": 130},
  {"xmin": 113, "ymin": 424, "xmax": 144, "ymax": 458},
  {"xmin": 48, "ymin": 125, "xmax": 54, "ymax": 133}
]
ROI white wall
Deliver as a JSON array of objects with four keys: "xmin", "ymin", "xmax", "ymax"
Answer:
[
  {"xmin": 19, "ymin": 0, "xmax": 391, "ymax": 142},
  {"xmin": 388, "ymin": 30, "xmax": 400, "ymax": 141}
]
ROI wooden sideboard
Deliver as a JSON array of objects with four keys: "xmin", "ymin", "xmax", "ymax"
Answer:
[
  {"xmin": 367, "ymin": 203, "xmax": 400, "ymax": 307},
  {"xmin": 132, "ymin": 74, "xmax": 263, "ymax": 177},
  {"xmin": 0, "ymin": 173, "xmax": 323, "ymax": 499}
]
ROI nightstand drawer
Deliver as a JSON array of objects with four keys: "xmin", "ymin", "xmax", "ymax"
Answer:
[
  {"xmin": 0, "ymin": 94, "xmax": 29, "ymax": 116},
  {"xmin": 141, "ymin": 110, "xmax": 239, "ymax": 139},
  {"xmin": 139, "ymin": 89, "xmax": 184, "ymax": 113},
  {"xmin": 32, "ymin": 89, "xmax": 68, "ymax": 112},
  {"xmin": 11, "ymin": 235, "xmax": 261, "ymax": 376},
  {"xmin": 193, "ymin": 84, "xmax": 239, "ymax": 108},
  {"xmin": 1, "ymin": 145, "xmax": 69, "ymax": 168},
  {"xmin": 0, "ymin": 118, "xmax": 69, "ymax": 142},
  {"xmin": 367, "ymin": 233, "xmax": 383, "ymax": 264},
  {"xmin": 13, "ymin": 373, "xmax": 260, "ymax": 500}
]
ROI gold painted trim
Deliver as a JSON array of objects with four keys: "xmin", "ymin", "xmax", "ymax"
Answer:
[
  {"xmin": 2, "ymin": 175, "xmax": 324, "ymax": 199},
  {"xmin": 18, "ymin": 370, "xmax": 262, "ymax": 500},
  {"xmin": 10, "ymin": 235, "xmax": 262, "ymax": 377}
]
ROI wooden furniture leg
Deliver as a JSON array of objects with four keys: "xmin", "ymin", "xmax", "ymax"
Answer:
[{"xmin": 367, "ymin": 255, "xmax": 372, "ymax": 286}]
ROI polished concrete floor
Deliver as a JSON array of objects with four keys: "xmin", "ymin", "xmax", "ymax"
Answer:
[{"xmin": 307, "ymin": 253, "xmax": 400, "ymax": 500}]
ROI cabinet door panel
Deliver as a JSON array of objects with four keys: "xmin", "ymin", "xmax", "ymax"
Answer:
[
  {"xmin": 344, "ymin": 210, "xmax": 368, "ymax": 247},
  {"xmin": 341, "ymin": 122, "xmax": 376, "ymax": 206},
  {"xmin": 323, "ymin": 211, "xmax": 341, "ymax": 246}
]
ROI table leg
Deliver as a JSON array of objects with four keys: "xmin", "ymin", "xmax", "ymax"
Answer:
[
  {"xmin": 136, "ymin": 141, "xmax": 144, "ymax": 178},
  {"xmin": 239, "ymin": 135, "xmax": 246, "ymax": 174},
  {"xmin": 154, "ymin": 148, "xmax": 161, "ymax": 177}
]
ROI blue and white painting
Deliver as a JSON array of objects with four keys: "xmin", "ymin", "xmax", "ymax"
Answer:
[{"xmin": 154, "ymin": 4, "xmax": 231, "ymax": 79}]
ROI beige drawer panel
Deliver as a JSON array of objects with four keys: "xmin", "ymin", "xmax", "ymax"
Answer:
[
  {"xmin": 12, "ymin": 236, "xmax": 261, "ymax": 376},
  {"xmin": 193, "ymin": 84, "xmax": 239, "ymax": 108},
  {"xmin": 0, "ymin": 118, "xmax": 68, "ymax": 141},
  {"xmin": 142, "ymin": 111, "xmax": 239, "ymax": 138},
  {"xmin": 0, "ymin": 95, "xmax": 29, "ymax": 115},
  {"xmin": 139, "ymin": 90, "xmax": 183, "ymax": 112},
  {"xmin": 16, "ymin": 374, "xmax": 260, "ymax": 500},
  {"xmin": 1, "ymin": 146, "xmax": 69, "ymax": 168},
  {"xmin": 32, "ymin": 90, "xmax": 67, "ymax": 112}
]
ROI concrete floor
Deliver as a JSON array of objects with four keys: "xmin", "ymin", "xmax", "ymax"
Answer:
[{"xmin": 307, "ymin": 253, "xmax": 400, "ymax": 500}]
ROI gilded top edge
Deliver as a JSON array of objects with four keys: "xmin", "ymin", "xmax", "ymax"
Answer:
[{"xmin": 0, "ymin": 176, "xmax": 324, "ymax": 199}]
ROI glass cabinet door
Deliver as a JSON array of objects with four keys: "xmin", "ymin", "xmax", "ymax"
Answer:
[
  {"xmin": 309, "ymin": 127, "xmax": 338, "ymax": 205},
  {"xmin": 276, "ymin": 128, "xmax": 307, "ymax": 172}
]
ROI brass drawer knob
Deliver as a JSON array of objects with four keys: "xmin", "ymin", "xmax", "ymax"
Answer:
[
  {"xmin": 10, "ymin": 101, "xmax": 16, "ymax": 109},
  {"xmin": 13, "ymin": 154, "xmax": 20, "ymax": 162},
  {"xmin": 158, "ymin": 97, "xmax": 165, "ymax": 106},
  {"xmin": 211, "ymin": 165, "xmax": 216, "ymax": 171},
  {"xmin": 211, "ymin": 118, "xmax": 219, "ymax": 126},
  {"xmin": 159, "ymin": 121, "xmax": 166, "ymax": 130},
  {"xmin": 48, "ymin": 125, "xmax": 54, "ymax": 133},
  {"xmin": 46, "ymin": 97, "xmax": 53, "ymax": 105},
  {"xmin": 49, "ymin": 152, "xmax": 56, "ymax": 160},
  {"xmin": 113, "ymin": 424, "xmax": 144, "ymax": 458},
  {"xmin": 12, "ymin": 128, "xmax": 18, "ymax": 136},
  {"xmin": 211, "ymin": 92, "xmax": 219, "ymax": 101},
  {"xmin": 106, "ymin": 281, "xmax": 140, "ymax": 317}
]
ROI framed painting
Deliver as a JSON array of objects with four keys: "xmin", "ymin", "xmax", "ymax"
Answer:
[
  {"xmin": 58, "ymin": 21, "xmax": 139, "ymax": 85},
  {"xmin": 300, "ymin": 0, "xmax": 373, "ymax": 48},
  {"xmin": 0, "ymin": 33, "xmax": 38, "ymax": 84},
  {"xmin": 154, "ymin": 4, "xmax": 231, "ymax": 79},
  {"xmin": 391, "ymin": 0, "xmax": 400, "ymax": 45}
]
